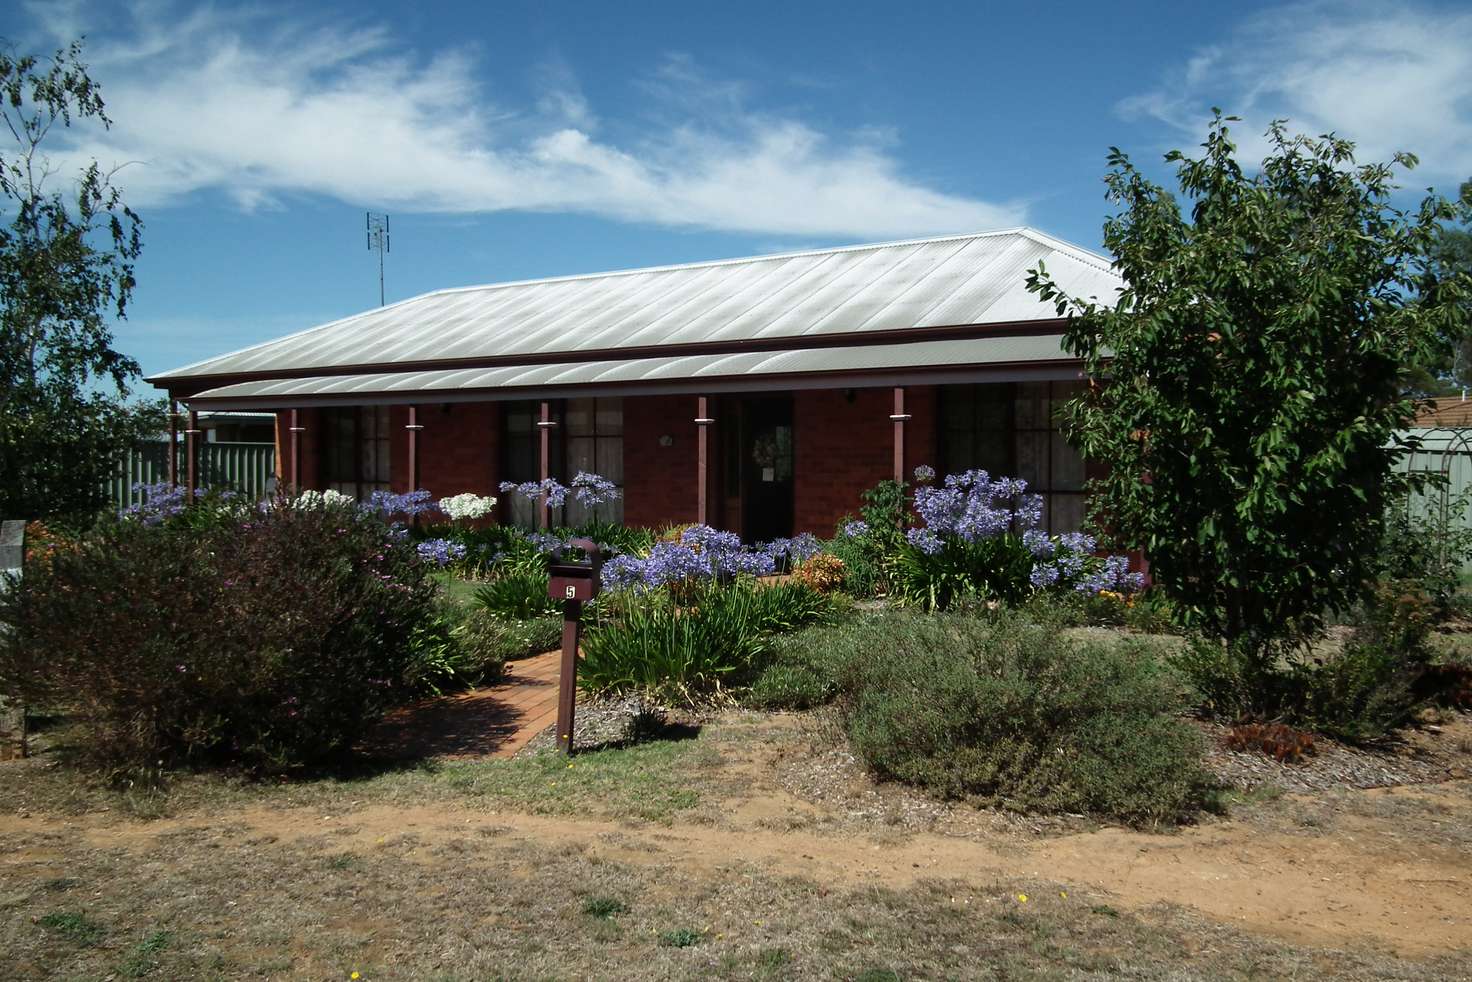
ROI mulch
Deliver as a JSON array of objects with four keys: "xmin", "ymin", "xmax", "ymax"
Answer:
[{"xmin": 1199, "ymin": 715, "xmax": 1472, "ymax": 793}]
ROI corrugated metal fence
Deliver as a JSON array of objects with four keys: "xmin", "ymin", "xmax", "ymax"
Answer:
[
  {"xmin": 110, "ymin": 441, "xmax": 277, "ymax": 509},
  {"xmin": 1396, "ymin": 427, "xmax": 1472, "ymax": 568}
]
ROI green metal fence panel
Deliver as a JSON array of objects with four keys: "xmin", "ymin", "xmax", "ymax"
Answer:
[
  {"xmin": 110, "ymin": 442, "xmax": 277, "ymax": 509},
  {"xmin": 1396, "ymin": 427, "xmax": 1472, "ymax": 569}
]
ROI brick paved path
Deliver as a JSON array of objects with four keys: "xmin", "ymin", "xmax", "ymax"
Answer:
[{"xmin": 367, "ymin": 648, "xmax": 564, "ymax": 760}]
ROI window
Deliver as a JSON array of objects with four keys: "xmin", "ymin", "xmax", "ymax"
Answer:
[
  {"xmin": 321, "ymin": 406, "xmax": 391, "ymax": 499},
  {"xmin": 563, "ymin": 397, "xmax": 624, "ymax": 525},
  {"xmin": 938, "ymin": 381, "xmax": 1085, "ymax": 533},
  {"xmin": 500, "ymin": 397, "xmax": 624, "ymax": 527}
]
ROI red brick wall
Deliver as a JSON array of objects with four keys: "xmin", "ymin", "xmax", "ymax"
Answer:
[
  {"xmin": 398, "ymin": 403, "xmax": 501, "ymax": 499},
  {"xmin": 623, "ymin": 394, "xmax": 700, "ymax": 529},
  {"xmin": 792, "ymin": 385, "xmax": 937, "ymax": 536}
]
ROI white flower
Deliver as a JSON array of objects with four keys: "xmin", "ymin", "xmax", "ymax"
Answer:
[
  {"xmin": 291, "ymin": 489, "xmax": 355, "ymax": 510},
  {"xmin": 439, "ymin": 492, "xmax": 498, "ymax": 521}
]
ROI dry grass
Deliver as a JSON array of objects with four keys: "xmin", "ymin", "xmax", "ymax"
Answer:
[
  {"xmin": 5, "ymin": 817, "xmax": 1463, "ymax": 981},
  {"xmin": 4, "ymin": 707, "xmax": 1471, "ymax": 978}
]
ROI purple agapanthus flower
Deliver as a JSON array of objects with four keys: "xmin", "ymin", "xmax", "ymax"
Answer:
[
  {"xmin": 905, "ymin": 527, "xmax": 944, "ymax": 555},
  {"xmin": 499, "ymin": 472, "xmax": 622, "ymax": 511},
  {"xmin": 912, "ymin": 464, "xmax": 936, "ymax": 483},
  {"xmin": 416, "ymin": 537, "xmax": 467, "ymax": 567},
  {"xmin": 839, "ymin": 520, "xmax": 870, "ymax": 539},
  {"xmin": 569, "ymin": 471, "xmax": 621, "ymax": 505},
  {"xmin": 121, "ymin": 481, "xmax": 213, "ymax": 526},
  {"xmin": 363, "ymin": 489, "xmax": 443, "ymax": 520}
]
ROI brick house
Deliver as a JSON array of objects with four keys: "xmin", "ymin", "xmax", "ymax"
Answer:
[{"xmin": 149, "ymin": 228, "xmax": 1121, "ymax": 539}]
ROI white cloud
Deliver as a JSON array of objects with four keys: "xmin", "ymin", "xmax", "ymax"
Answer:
[
  {"xmin": 16, "ymin": 2, "xmax": 1021, "ymax": 238},
  {"xmin": 1119, "ymin": 0, "xmax": 1472, "ymax": 182}
]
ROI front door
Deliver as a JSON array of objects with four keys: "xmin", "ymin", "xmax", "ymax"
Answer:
[{"xmin": 740, "ymin": 397, "xmax": 794, "ymax": 542}]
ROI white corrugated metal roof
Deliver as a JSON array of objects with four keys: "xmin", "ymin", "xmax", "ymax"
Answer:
[
  {"xmin": 152, "ymin": 227, "xmax": 1118, "ymax": 387},
  {"xmin": 186, "ymin": 334, "xmax": 1082, "ymax": 409}
]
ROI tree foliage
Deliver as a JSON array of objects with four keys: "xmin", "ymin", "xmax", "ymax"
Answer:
[
  {"xmin": 1419, "ymin": 177, "xmax": 1472, "ymax": 392},
  {"xmin": 1027, "ymin": 114, "xmax": 1471, "ymax": 656},
  {"xmin": 0, "ymin": 39, "xmax": 162, "ymax": 522}
]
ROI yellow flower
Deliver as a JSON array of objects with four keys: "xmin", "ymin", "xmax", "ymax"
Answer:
[
  {"xmin": 1060, "ymin": 890, "xmax": 1068, "ymax": 899},
  {"xmin": 350, "ymin": 973, "xmax": 360, "ymax": 980},
  {"xmin": 1017, "ymin": 893, "xmax": 1028, "ymax": 903}
]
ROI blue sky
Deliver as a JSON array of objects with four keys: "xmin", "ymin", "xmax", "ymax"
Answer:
[{"xmin": 5, "ymin": 0, "xmax": 1472, "ymax": 382}]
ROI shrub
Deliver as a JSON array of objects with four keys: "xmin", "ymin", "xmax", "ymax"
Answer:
[
  {"xmin": 474, "ymin": 570, "xmax": 562, "ymax": 621},
  {"xmin": 823, "ymin": 533, "xmax": 880, "ymax": 597},
  {"xmin": 792, "ymin": 553, "xmax": 846, "ymax": 593},
  {"xmin": 745, "ymin": 616, "xmax": 878, "ymax": 710},
  {"xmin": 1375, "ymin": 489, "xmax": 1472, "ymax": 618},
  {"xmin": 0, "ymin": 495, "xmax": 438, "ymax": 774},
  {"xmin": 456, "ymin": 610, "xmax": 562, "ymax": 675},
  {"xmin": 832, "ymin": 612, "xmax": 1212, "ymax": 824},
  {"xmin": 403, "ymin": 602, "xmax": 467, "ymax": 695},
  {"xmin": 1223, "ymin": 723, "xmax": 1315, "ymax": 763},
  {"xmin": 1290, "ymin": 637, "xmax": 1422, "ymax": 743},
  {"xmin": 892, "ymin": 533, "xmax": 1037, "ymax": 610},
  {"xmin": 579, "ymin": 579, "xmax": 833, "ymax": 703},
  {"xmin": 1173, "ymin": 589, "xmax": 1432, "ymax": 744}
]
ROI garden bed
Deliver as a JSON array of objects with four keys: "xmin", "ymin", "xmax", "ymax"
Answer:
[{"xmin": 1200, "ymin": 712, "xmax": 1472, "ymax": 794}]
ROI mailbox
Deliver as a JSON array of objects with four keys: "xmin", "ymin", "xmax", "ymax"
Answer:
[{"xmin": 547, "ymin": 536, "xmax": 602, "ymax": 603}]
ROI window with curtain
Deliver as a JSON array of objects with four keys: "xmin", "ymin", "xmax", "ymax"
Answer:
[
  {"xmin": 500, "ymin": 397, "xmax": 624, "ymax": 527},
  {"xmin": 562, "ymin": 397, "xmax": 624, "ymax": 525},
  {"xmin": 321, "ymin": 406, "xmax": 391, "ymax": 499},
  {"xmin": 938, "ymin": 381, "xmax": 1086, "ymax": 533}
]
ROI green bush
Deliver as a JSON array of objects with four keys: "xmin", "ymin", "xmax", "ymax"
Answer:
[
  {"xmin": 1173, "ymin": 586, "xmax": 1433, "ymax": 744},
  {"xmin": 746, "ymin": 616, "xmax": 877, "ymax": 709},
  {"xmin": 823, "ymin": 534, "xmax": 881, "ymax": 598},
  {"xmin": 474, "ymin": 569, "xmax": 562, "ymax": 621},
  {"xmin": 403, "ymin": 602, "xmax": 468, "ymax": 695},
  {"xmin": 456, "ymin": 610, "xmax": 562, "ymax": 676},
  {"xmin": 0, "ymin": 496, "xmax": 438, "ymax": 774},
  {"xmin": 891, "ymin": 534, "xmax": 1035, "ymax": 611},
  {"xmin": 832, "ymin": 612, "xmax": 1211, "ymax": 824},
  {"xmin": 579, "ymin": 579, "xmax": 833, "ymax": 703},
  {"xmin": 1375, "ymin": 489, "xmax": 1472, "ymax": 617}
]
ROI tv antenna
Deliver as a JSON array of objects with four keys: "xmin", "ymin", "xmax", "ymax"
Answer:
[{"xmin": 366, "ymin": 212, "xmax": 390, "ymax": 306}]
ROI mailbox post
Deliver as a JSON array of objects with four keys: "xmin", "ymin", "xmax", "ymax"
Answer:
[{"xmin": 547, "ymin": 537, "xmax": 602, "ymax": 756}]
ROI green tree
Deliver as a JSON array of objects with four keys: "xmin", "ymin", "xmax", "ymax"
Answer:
[
  {"xmin": 0, "ymin": 40, "xmax": 162, "ymax": 523},
  {"xmin": 1027, "ymin": 114, "xmax": 1470, "ymax": 668},
  {"xmin": 1422, "ymin": 177, "xmax": 1472, "ymax": 392}
]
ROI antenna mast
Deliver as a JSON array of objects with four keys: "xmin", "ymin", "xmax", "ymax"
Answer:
[{"xmin": 366, "ymin": 212, "xmax": 390, "ymax": 306}]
